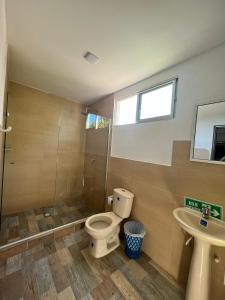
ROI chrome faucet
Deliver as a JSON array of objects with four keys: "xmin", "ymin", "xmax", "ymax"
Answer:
[{"xmin": 202, "ymin": 206, "xmax": 210, "ymax": 219}]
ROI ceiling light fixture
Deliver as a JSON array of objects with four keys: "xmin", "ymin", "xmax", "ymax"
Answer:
[{"xmin": 83, "ymin": 51, "xmax": 99, "ymax": 64}]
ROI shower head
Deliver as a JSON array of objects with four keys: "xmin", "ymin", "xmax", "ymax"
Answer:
[
  {"xmin": 81, "ymin": 111, "xmax": 88, "ymax": 116},
  {"xmin": 80, "ymin": 107, "xmax": 98, "ymax": 116},
  {"xmin": 81, "ymin": 106, "xmax": 89, "ymax": 116}
]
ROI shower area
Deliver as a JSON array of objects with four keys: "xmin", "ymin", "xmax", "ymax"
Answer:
[{"xmin": 0, "ymin": 83, "xmax": 111, "ymax": 246}]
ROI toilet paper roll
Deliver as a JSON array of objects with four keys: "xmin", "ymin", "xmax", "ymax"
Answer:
[{"xmin": 107, "ymin": 195, "xmax": 113, "ymax": 205}]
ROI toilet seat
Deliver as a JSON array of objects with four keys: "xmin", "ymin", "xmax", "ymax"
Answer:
[{"xmin": 85, "ymin": 211, "xmax": 122, "ymax": 239}]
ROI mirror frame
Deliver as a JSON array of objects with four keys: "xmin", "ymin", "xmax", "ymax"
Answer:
[{"xmin": 190, "ymin": 100, "xmax": 225, "ymax": 165}]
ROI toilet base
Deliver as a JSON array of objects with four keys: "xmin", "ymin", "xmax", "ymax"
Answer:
[{"xmin": 89, "ymin": 226, "xmax": 120, "ymax": 258}]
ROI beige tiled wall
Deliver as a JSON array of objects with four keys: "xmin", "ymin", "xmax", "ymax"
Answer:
[
  {"xmin": 88, "ymin": 94, "xmax": 114, "ymax": 119},
  {"xmin": 2, "ymin": 82, "xmax": 85, "ymax": 214},
  {"xmin": 107, "ymin": 141, "xmax": 225, "ymax": 298},
  {"xmin": 55, "ymin": 97, "xmax": 85, "ymax": 204}
]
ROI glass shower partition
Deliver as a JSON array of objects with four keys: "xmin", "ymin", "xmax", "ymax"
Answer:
[
  {"xmin": 83, "ymin": 113, "xmax": 111, "ymax": 214},
  {"xmin": 0, "ymin": 95, "xmax": 111, "ymax": 247}
]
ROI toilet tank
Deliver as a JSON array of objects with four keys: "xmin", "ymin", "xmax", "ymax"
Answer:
[{"xmin": 113, "ymin": 188, "xmax": 134, "ymax": 218}]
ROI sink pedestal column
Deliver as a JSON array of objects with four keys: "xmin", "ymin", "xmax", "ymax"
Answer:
[{"xmin": 186, "ymin": 238, "xmax": 211, "ymax": 300}]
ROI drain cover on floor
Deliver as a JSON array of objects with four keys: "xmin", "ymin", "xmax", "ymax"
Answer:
[{"xmin": 44, "ymin": 212, "xmax": 51, "ymax": 217}]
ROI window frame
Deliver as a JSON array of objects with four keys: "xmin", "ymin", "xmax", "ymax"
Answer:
[{"xmin": 136, "ymin": 78, "xmax": 178, "ymax": 124}]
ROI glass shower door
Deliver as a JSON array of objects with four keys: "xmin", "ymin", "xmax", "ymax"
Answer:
[
  {"xmin": 0, "ymin": 92, "xmax": 9, "ymax": 229},
  {"xmin": 83, "ymin": 114, "xmax": 111, "ymax": 214}
]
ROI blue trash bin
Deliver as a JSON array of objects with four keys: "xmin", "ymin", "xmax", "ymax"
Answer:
[{"xmin": 124, "ymin": 221, "xmax": 145, "ymax": 259}]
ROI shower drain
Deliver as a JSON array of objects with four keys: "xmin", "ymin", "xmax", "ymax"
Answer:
[{"xmin": 44, "ymin": 212, "xmax": 51, "ymax": 217}]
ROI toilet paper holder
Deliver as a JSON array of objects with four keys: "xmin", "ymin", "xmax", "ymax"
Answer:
[{"xmin": 107, "ymin": 195, "xmax": 113, "ymax": 205}]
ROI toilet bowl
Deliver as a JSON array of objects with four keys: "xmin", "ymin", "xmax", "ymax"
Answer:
[{"xmin": 85, "ymin": 188, "xmax": 134, "ymax": 258}]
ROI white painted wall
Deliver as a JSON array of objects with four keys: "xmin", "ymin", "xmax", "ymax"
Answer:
[
  {"xmin": 194, "ymin": 102, "xmax": 225, "ymax": 160},
  {"xmin": 111, "ymin": 43, "xmax": 225, "ymax": 165},
  {"xmin": 0, "ymin": 0, "xmax": 7, "ymax": 126}
]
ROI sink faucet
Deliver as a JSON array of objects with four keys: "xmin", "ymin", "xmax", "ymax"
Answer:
[{"xmin": 202, "ymin": 206, "xmax": 210, "ymax": 219}]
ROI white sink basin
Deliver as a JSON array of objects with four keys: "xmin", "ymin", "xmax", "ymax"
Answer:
[
  {"xmin": 173, "ymin": 207, "xmax": 225, "ymax": 246},
  {"xmin": 173, "ymin": 207, "xmax": 225, "ymax": 300}
]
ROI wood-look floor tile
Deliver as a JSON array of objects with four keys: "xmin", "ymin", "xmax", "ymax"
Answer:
[
  {"xmin": 8, "ymin": 216, "xmax": 19, "ymax": 227},
  {"xmin": 21, "ymin": 253, "xmax": 36, "ymax": 300},
  {"xmin": 28, "ymin": 233, "xmax": 54, "ymax": 249},
  {"xmin": 36, "ymin": 214, "xmax": 44, "ymax": 221},
  {"xmin": 8, "ymin": 226, "xmax": 19, "ymax": 242},
  {"xmin": 137, "ymin": 255, "xmax": 158, "ymax": 277},
  {"xmin": 144, "ymin": 269, "xmax": 184, "ymax": 300},
  {"xmin": 101, "ymin": 249, "xmax": 127, "ymax": 272},
  {"xmin": 81, "ymin": 246, "xmax": 128, "ymax": 284},
  {"xmin": 81, "ymin": 294, "xmax": 94, "ymax": 300},
  {"xmin": 0, "ymin": 229, "xmax": 183, "ymax": 300},
  {"xmin": 0, "ymin": 201, "xmax": 93, "ymax": 246},
  {"xmin": 139, "ymin": 276, "xmax": 168, "ymax": 300},
  {"xmin": 77, "ymin": 237, "xmax": 90, "ymax": 250},
  {"xmin": 40, "ymin": 287, "xmax": 58, "ymax": 300},
  {"xmin": 0, "ymin": 242, "xmax": 27, "ymax": 260},
  {"xmin": 137, "ymin": 256, "xmax": 183, "ymax": 299},
  {"xmin": 32, "ymin": 247, "xmax": 48, "ymax": 262},
  {"xmin": 0, "ymin": 270, "xmax": 25, "ymax": 300},
  {"xmin": 54, "ymin": 226, "xmax": 74, "ymax": 239},
  {"xmin": 111, "ymin": 270, "xmax": 142, "ymax": 300},
  {"xmin": 48, "ymin": 252, "xmax": 70, "ymax": 293},
  {"xmin": 91, "ymin": 276, "xmax": 124, "ymax": 300},
  {"xmin": 57, "ymin": 286, "xmax": 76, "ymax": 300},
  {"xmin": 120, "ymin": 262, "xmax": 165, "ymax": 299},
  {"xmin": 81, "ymin": 247, "xmax": 110, "ymax": 282},
  {"xmin": 64, "ymin": 260, "xmax": 100, "ymax": 299},
  {"xmin": 44, "ymin": 240, "xmax": 57, "ymax": 255},
  {"xmin": 120, "ymin": 259, "xmax": 148, "ymax": 281},
  {"xmin": 63, "ymin": 233, "xmax": 77, "ymax": 248},
  {"xmin": 35, "ymin": 257, "xmax": 56, "ymax": 295},
  {"xmin": 28, "ymin": 219, "xmax": 39, "ymax": 235},
  {"xmin": 54, "ymin": 239, "xmax": 65, "ymax": 250},
  {"xmin": 6, "ymin": 253, "xmax": 22, "ymax": 275},
  {"xmin": 0, "ymin": 260, "xmax": 6, "ymax": 279},
  {"xmin": 57, "ymin": 248, "xmax": 74, "ymax": 266},
  {"xmin": 68, "ymin": 243, "xmax": 83, "ymax": 265}
]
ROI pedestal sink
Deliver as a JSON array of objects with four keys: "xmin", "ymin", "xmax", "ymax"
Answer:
[{"xmin": 173, "ymin": 207, "xmax": 225, "ymax": 300}]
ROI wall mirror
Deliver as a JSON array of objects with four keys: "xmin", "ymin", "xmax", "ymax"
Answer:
[{"xmin": 191, "ymin": 101, "xmax": 225, "ymax": 164}]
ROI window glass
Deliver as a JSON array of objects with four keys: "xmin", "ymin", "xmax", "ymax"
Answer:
[
  {"xmin": 86, "ymin": 113, "xmax": 97, "ymax": 129},
  {"xmin": 139, "ymin": 83, "xmax": 174, "ymax": 120},
  {"xmin": 96, "ymin": 116, "xmax": 110, "ymax": 129},
  {"xmin": 115, "ymin": 95, "xmax": 137, "ymax": 125}
]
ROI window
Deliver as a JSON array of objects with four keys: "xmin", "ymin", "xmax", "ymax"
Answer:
[
  {"xmin": 114, "ymin": 79, "xmax": 177, "ymax": 125},
  {"xmin": 86, "ymin": 113, "xmax": 109, "ymax": 129},
  {"xmin": 86, "ymin": 113, "xmax": 97, "ymax": 128},
  {"xmin": 115, "ymin": 95, "xmax": 137, "ymax": 125}
]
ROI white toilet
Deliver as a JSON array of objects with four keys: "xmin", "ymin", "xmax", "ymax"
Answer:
[{"xmin": 85, "ymin": 188, "xmax": 134, "ymax": 258}]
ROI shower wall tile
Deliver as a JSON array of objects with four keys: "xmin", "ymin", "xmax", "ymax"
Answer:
[
  {"xmin": 54, "ymin": 96, "xmax": 85, "ymax": 205},
  {"xmin": 88, "ymin": 94, "xmax": 114, "ymax": 119},
  {"xmin": 2, "ymin": 82, "xmax": 85, "ymax": 214}
]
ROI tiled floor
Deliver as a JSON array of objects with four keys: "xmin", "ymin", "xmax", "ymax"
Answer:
[
  {"xmin": 0, "ymin": 229, "xmax": 184, "ymax": 299},
  {"xmin": 0, "ymin": 201, "xmax": 95, "ymax": 246}
]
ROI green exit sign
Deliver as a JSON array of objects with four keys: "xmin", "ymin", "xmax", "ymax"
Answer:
[{"xmin": 184, "ymin": 197, "xmax": 223, "ymax": 221}]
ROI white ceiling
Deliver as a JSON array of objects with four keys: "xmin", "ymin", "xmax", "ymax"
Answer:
[{"xmin": 6, "ymin": 0, "xmax": 225, "ymax": 103}]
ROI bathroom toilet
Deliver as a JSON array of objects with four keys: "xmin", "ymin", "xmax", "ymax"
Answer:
[{"xmin": 85, "ymin": 188, "xmax": 134, "ymax": 258}]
